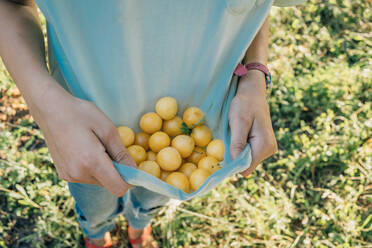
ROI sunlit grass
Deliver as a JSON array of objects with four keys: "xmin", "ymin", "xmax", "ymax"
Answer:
[{"xmin": 1, "ymin": 0, "xmax": 371, "ymax": 247}]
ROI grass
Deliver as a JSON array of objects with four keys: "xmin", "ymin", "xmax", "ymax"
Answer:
[{"xmin": 1, "ymin": 0, "xmax": 371, "ymax": 247}]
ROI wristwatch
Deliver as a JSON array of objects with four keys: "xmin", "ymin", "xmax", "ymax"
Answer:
[{"xmin": 234, "ymin": 62, "xmax": 272, "ymax": 90}]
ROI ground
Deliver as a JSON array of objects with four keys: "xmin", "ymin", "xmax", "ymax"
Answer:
[{"xmin": 0, "ymin": 0, "xmax": 371, "ymax": 247}]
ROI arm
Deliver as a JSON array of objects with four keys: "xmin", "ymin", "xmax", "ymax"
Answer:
[
  {"xmin": 0, "ymin": 0, "xmax": 135, "ymax": 196},
  {"xmin": 229, "ymin": 16, "xmax": 278, "ymax": 176},
  {"xmin": 0, "ymin": 0, "xmax": 49, "ymax": 115}
]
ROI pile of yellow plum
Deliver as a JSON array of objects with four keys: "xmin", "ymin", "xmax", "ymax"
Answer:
[{"xmin": 117, "ymin": 97, "xmax": 224, "ymax": 193}]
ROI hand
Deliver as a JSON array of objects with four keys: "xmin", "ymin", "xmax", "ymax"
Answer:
[
  {"xmin": 228, "ymin": 70, "xmax": 277, "ymax": 176},
  {"xmin": 30, "ymin": 80, "xmax": 136, "ymax": 197}
]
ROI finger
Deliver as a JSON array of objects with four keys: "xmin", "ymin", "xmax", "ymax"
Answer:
[
  {"xmin": 93, "ymin": 151, "xmax": 132, "ymax": 197},
  {"xmin": 88, "ymin": 104, "xmax": 137, "ymax": 168},
  {"xmin": 240, "ymin": 135, "xmax": 266, "ymax": 177},
  {"xmin": 88, "ymin": 125, "xmax": 133, "ymax": 196},
  {"xmin": 240, "ymin": 112, "xmax": 277, "ymax": 177},
  {"xmin": 51, "ymin": 142, "xmax": 103, "ymax": 185},
  {"xmin": 66, "ymin": 174, "xmax": 102, "ymax": 185},
  {"xmin": 43, "ymin": 130, "xmax": 79, "ymax": 182},
  {"xmin": 229, "ymin": 115, "xmax": 253, "ymax": 160},
  {"xmin": 41, "ymin": 124, "xmax": 103, "ymax": 185},
  {"xmin": 93, "ymin": 124, "xmax": 137, "ymax": 168}
]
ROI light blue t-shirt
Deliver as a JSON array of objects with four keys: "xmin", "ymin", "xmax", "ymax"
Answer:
[{"xmin": 35, "ymin": 0, "xmax": 305, "ymax": 199}]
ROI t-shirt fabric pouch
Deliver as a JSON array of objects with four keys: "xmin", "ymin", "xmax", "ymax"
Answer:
[{"xmin": 35, "ymin": 0, "xmax": 306, "ymax": 200}]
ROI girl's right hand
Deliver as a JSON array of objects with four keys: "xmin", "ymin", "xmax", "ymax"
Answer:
[{"xmin": 31, "ymin": 81, "xmax": 136, "ymax": 197}]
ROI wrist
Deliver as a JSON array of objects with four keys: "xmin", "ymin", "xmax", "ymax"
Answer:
[
  {"xmin": 234, "ymin": 62, "xmax": 271, "ymax": 91},
  {"xmin": 23, "ymin": 75, "xmax": 73, "ymax": 119},
  {"xmin": 236, "ymin": 70, "xmax": 267, "ymax": 98}
]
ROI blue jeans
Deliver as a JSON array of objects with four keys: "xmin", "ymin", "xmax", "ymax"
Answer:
[{"xmin": 68, "ymin": 183, "xmax": 170, "ymax": 239}]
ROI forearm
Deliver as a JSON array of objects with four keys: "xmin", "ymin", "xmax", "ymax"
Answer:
[
  {"xmin": 229, "ymin": 15, "xmax": 276, "ymax": 171},
  {"xmin": 0, "ymin": 1, "xmax": 58, "ymax": 116},
  {"xmin": 237, "ymin": 16, "xmax": 269, "ymax": 96},
  {"xmin": 243, "ymin": 16, "xmax": 269, "ymax": 65}
]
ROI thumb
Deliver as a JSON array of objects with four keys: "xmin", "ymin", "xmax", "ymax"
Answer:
[
  {"xmin": 229, "ymin": 116, "xmax": 252, "ymax": 160},
  {"xmin": 95, "ymin": 125, "xmax": 137, "ymax": 168}
]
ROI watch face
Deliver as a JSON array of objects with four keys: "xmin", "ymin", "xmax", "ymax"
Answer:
[{"xmin": 265, "ymin": 74, "xmax": 272, "ymax": 90}]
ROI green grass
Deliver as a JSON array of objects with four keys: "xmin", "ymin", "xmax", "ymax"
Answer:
[{"xmin": 1, "ymin": 0, "xmax": 371, "ymax": 247}]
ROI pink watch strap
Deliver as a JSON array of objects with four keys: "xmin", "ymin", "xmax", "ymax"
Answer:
[{"xmin": 234, "ymin": 62, "xmax": 272, "ymax": 90}]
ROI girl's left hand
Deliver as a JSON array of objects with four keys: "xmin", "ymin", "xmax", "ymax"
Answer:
[{"xmin": 228, "ymin": 70, "xmax": 277, "ymax": 176}]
